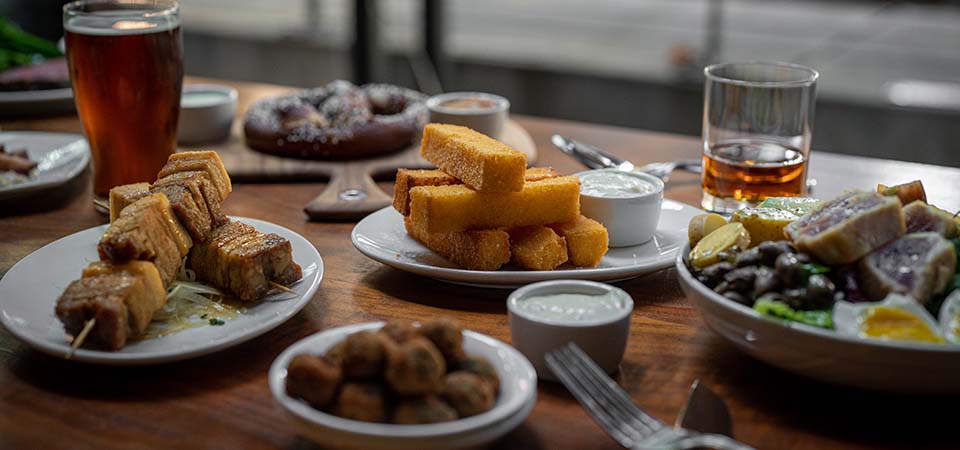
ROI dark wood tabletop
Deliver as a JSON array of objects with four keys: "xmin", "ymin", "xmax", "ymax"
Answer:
[{"xmin": 2, "ymin": 78, "xmax": 959, "ymax": 450}]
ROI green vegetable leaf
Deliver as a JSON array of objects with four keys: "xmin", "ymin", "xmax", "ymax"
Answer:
[
  {"xmin": 208, "ymin": 318, "xmax": 225, "ymax": 326},
  {"xmin": 0, "ymin": 18, "xmax": 62, "ymax": 58},
  {"xmin": 802, "ymin": 263, "xmax": 830, "ymax": 275},
  {"xmin": 754, "ymin": 298, "xmax": 833, "ymax": 329}
]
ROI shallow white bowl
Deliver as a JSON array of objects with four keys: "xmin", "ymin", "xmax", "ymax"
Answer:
[
  {"xmin": 575, "ymin": 169, "xmax": 664, "ymax": 247},
  {"xmin": 507, "ymin": 280, "xmax": 633, "ymax": 381},
  {"xmin": 675, "ymin": 243, "xmax": 960, "ymax": 393},
  {"xmin": 269, "ymin": 322, "xmax": 538, "ymax": 450}
]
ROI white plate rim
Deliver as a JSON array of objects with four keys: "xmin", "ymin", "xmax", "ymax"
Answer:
[
  {"xmin": 0, "ymin": 87, "xmax": 73, "ymax": 102},
  {"xmin": 351, "ymin": 200, "xmax": 702, "ymax": 287},
  {"xmin": 0, "ymin": 216, "xmax": 324, "ymax": 365},
  {"xmin": 675, "ymin": 243, "xmax": 960, "ymax": 354},
  {"xmin": 0, "ymin": 131, "xmax": 90, "ymax": 197},
  {"xmin": 269, "ymin": 322, "xmax": 538, "ymax": 439}
]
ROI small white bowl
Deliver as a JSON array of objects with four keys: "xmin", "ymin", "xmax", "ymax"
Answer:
[
  {"xmin": 575, "ymin": 169, "xmax": 664, "ymax": 247},
  {"xmin": 426, "ymin": 92, "xmax": 509, "ymax": 138},
  {"xmin": 269, "ymin": 322, "xmax": 537, "ymax": 450},
  {"xmin": 177, "ymin": 84, "xmax": 238, "ymax": 145},
  {"xmin": 507, "ymin": 280, "xmax": 633, "ymax": 381}
]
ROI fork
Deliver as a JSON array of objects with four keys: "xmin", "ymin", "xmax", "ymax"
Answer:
[{"xmin": 545, "ymin": 343, "xmax": 755, "ymax": 450}]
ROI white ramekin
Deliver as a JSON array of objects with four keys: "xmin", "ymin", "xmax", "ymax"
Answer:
[
  {"xmin": 574, "ymin": 169, "xmax": 664, "ymax": 247},
  {"xmin": 426, "ymin": 92, "xmax": 510, "ymax": 138},
  {"xmin": 507, "ymin": 280, "xmax": 633, "ymax": 381},
  {"xmin": 177, "ymin": 83, "xmax": 238, "ymax": 145}
]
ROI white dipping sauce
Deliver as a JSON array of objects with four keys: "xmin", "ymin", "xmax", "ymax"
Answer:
[
  {"xmin": 181, "ymin": 91, "xmax": 229, "ymax": 108},
  {"xmin": 579, "ymin": 171, "xmax": 655, "ymax": 198},
  {"xmin": 517, "ymin": 291, "xmax": 627, "ymax": 323}
]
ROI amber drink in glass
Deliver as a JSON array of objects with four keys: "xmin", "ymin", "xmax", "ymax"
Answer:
[
  {"xmin": 701, "ymin": 61, "xmax": 818, "ymax": 213},
  {"xmin": 64, "ymin": 0, "xmax": 183, "ymax": 204}
]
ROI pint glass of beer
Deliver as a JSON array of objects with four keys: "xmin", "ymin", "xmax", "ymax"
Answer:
[{"xmin": 64, "ymin": 0, "xmax": 183, "ymax": 203}]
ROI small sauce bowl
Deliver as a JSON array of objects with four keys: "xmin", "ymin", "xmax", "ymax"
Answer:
[
  {"xmin": 178, "ymin": 84, "xmax": 238, "ymax": 145},
  {"xmin": 508, "ymin": 280, "xmax": 633, "ymax": 381},
  {"xmin": 426, "ymin": 92, "xmax": 509, "ymax": 138},
  {"xmin": 575, "ymin": 169, "xmax": 664, "ymax": 247}
]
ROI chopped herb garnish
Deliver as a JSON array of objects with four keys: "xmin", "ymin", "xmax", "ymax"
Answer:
[{"xmin": 208, "ymin": 318, "xmax": 225, "ymax": 326}]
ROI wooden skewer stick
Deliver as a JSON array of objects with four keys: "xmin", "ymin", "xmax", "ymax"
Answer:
[
  {"xmin": 270, "ymin": 281, "xmax": 294, "ymax": 294},
  {"xmin": 66, "ymin": 318, "xmax": 96, "ymax": 359},
  {"xmin": 92, "ymin": 199, "xmax": 109, "ymax": 211}
]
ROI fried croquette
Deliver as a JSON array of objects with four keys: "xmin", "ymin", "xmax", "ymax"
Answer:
[
  {"xmin": 380, "ymin": 319, "xmax": 420, "ymax": 344},
  {"xmin": 419, "ymin": 318, "xmax": 466, "ymax": 365},
  {"xmin": 458, "ymin": 355, "xmax": 500, "ymax": 393},
  {"xmin": 386, "ymin": 337, "xmax": 446, "ymax": 395},
  {"xmin": 340, "ymin": 331, "xmax": 396, "ymax": 380},
  {"xmin": 440, "ymin": 371, "xmax": 495, "ymax": 417},
  {"xmin": 285, "ymin": 354, "xmax": 343, "ymax": 409},
  {"xmin": 391, "ymin": 396, "xmax": 459, "ymax": 424},
  {"xmin": 334, "ymin": 382, "xmax": 389, "ymax": 423}
]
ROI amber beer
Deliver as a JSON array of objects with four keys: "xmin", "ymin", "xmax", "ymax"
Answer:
[{"xmin": 64, "ymin": 1, "xmax": 183, "ymax": 199}]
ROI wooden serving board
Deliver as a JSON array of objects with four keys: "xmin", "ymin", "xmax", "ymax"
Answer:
[{"xmin": 181, "ymin": 84, "xmax": 537, "ymax": 220}]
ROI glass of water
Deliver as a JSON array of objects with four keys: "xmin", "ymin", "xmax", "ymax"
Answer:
[{"xmin": 701, "ymin": 61, "xmax": 818, "ymax": 213}]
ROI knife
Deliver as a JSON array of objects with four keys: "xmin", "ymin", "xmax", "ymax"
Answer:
[
  {"xmin": 551, "ymin": 134, "xmax": 702, "ymax": 180},
  {"xmin": 675, "ymin": 379, "xmax": 735, "ymax": 437}
]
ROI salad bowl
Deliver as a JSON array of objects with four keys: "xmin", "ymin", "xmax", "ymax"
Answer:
[{"xmin": 676, "ymin": 243, "xmax": 960, "ymax": 393}]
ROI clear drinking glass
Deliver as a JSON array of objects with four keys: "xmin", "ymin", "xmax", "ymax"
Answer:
[
  {"xmin": 701, "ymin": 61, "xmax": 818, "ymax": 213},
  {"xmin": 64, "ymin": 0, "xmax": 183, "ymax": 207}
]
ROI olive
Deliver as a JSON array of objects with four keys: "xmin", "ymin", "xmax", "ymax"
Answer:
[
  {"xmin": 806, "ymin": 274, "xmax": 836, "ymax": 308},
  {"xmin": 756, "ymin": 241, "xmax": 794, "ymax": 267},
  {"xmin": 753, "ymin": 266, "xmax": 781, "ymax": 296},
  {"xmin": 723, "ymin": 267, "xmax": 758, "ymax": 293},
  {"xmin": 712, "ymin": 281, "xmax": 730, "ymax": 294},
  {"xmin": 794, "ymin": 253, "xmax": 812, "ymax": 264},
  {"xmin": 698, "ymin": 262, "xmax": 735, "ymax": 287},
  {"xmin": 775, "ymin": 253, "xmax": 805, "ymax": 288},
  {"xmin": 735, "ymin": 247, "xmax": 763, "ymax": 268},
  {"xmin": 782, "ymin": 288, "xmax": 808, "ymax": 309},
  {"xmin": 722, "ymin": 291, "xmax": 751, "ymax": 306}
]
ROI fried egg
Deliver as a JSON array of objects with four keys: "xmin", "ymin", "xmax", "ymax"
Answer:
[{"xmin": 937, "ymin": 290, "xmax": 960, "ymax": 344}]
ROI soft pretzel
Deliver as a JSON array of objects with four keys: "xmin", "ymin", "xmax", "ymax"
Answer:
[{"xmin": 243, "ymin": 80, "xmax": 427, "ymax": 159}]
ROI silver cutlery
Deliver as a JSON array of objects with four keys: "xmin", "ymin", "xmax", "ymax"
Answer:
[
  {"xmin": 675, "ymin": 379, "xmax": 733, "ymax": 437},
  {"xmin": 545, "ymin": 343, "xmax": 755, "ymax": 450},
  {"xmin": 550, "ymin": 134, "xmax": 701, "ymax": 181}
]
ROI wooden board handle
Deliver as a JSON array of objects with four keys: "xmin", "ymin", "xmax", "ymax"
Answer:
[{"xmin": 303, "ymin": 164, "xmax": 393, "ymax": 220}]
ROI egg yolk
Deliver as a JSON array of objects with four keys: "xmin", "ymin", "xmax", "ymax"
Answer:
[{"xmin": 860, "ymin": 306, "xmax": 944, "ymax": 344}]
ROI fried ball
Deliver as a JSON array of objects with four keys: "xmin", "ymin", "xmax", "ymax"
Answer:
[
  {"xmin": 440, "ymin": 371, "xmax": 495, "ymax": 417},
  {"xmin": 419, "ymin": 318, "xmax": 465, "ymax": 365},
  {"xmin": 340, "ymin": 331, "xmax": 396, "ymax": 380},
  {"xmin": 325, "ymin": 340, "xmax": 348, "ymax": 365},
  {"xmin": 285, "ymin": 353, "xmax": 343, "ymax": 409},
  {"xmin": 458, "ymin": 355, "xmax": 500, "ymax": 393},
  {"xmin": 385, "ymin": 337, "xmax": 446, "ymax": 395},
  {"xmin": 392, "ymin": 395, "xmax": 459, "ymax": 424},
  {"xmin": 333, "ymin": 382, "xmax": 388, "ymax": 423},
  {"xmin": 380, "ymin": 319, "xmax": 420, "ymax": 344}
]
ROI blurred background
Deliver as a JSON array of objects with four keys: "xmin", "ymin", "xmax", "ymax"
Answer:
[{"xmin": 4, "ymin": 0, "xmax": 960, "ymax": 167}]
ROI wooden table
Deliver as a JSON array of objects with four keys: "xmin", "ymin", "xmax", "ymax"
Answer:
[{"xmin": 2, "ymin": 78, "xmax": 959, "ymax": 450}]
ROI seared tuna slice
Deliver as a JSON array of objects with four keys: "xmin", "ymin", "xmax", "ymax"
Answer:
[
  {"xmin": 785, "ymin": 191, "xmax": 905, "ymax": 265},
  {"xmin": 903, "ymin": 201, "xmax": 958, "ymax": 238},
  {"xmin": 859, "ymin": 232, "xmax": 957, "ymax": 303}
]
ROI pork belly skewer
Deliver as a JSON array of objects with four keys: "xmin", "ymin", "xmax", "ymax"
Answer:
[{"xmin": 189, "ymin": 221, "xmax": 302, "ymax": 302}]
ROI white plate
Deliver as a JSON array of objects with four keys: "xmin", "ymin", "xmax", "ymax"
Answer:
[
  {"xmin": 0, "ymin": 87, "xmax": 74, "ymax": 118},
  {"xmin": 0, "ymin": 131, "xmax": 90, "ymax": 201},
  {"xmin": 269, "ymin": 322, "xmax": 537, "ymax": 450},
  {"xmin": 675, "ymin": 245, "xmax": 960, "ymax": 393},
  {"xmin": 0, "ymin": 217, "xmax": 323, "ymax": 365},
  {"xmin": 351, "ymin": 200, "xmax": 702, "ymax": 288}
]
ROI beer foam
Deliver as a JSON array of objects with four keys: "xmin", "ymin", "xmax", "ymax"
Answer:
[{"xmin": 65, "ymin": 13, "xmax": 179, "ymax": 36}]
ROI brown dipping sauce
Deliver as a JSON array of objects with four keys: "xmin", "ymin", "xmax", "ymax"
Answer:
[{"xmin": 439, "ymin": 97, "xmax": 498, "ymax": 110}]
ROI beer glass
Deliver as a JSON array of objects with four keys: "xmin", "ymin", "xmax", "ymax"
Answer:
[
  {"xmin": 701, "ymin": 61, "xmax": 818, "ymax": 213},
  {"xmin": 64, "ymin": 0, "xmax": 183, "ymax": 204}
]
